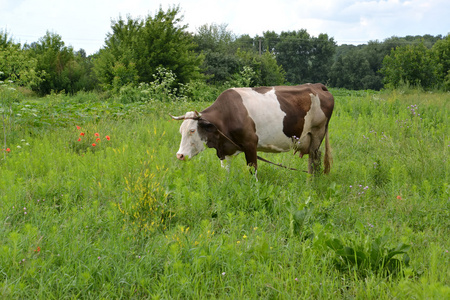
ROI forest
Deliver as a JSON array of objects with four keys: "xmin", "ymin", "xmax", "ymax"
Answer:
[{"xmin": 1, "ymin": 6, "xmax": 449, "ymax": 97}]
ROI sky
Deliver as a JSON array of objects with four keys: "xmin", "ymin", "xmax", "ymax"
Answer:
[{"xmin": 1, "ymin": 0, "xmax": 449, "ymax": 55}]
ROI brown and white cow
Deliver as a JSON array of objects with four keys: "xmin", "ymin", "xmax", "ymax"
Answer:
[{"xmin": 171, "ymin": 83, "xmax": 334, "ymax": 175}]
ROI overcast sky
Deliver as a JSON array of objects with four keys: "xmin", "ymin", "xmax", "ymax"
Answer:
[{"xmin": 1, "ymin": 0, "xmax": 449, "ymax": 55}]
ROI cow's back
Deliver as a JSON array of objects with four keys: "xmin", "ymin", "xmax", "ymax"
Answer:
[{"xmin": 233, "ymin": 87, "xmax": 293, "ymax": 152}]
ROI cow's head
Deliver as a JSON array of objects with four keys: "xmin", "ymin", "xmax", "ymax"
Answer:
[{"xmin": 170, "ymin": 111, "xmax": 216, "ymax": 161}]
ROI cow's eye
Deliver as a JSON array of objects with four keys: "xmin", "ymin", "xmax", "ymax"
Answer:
[{"xmin": 189, "ymin": 129, "xmax": 196, "ymax": 133}]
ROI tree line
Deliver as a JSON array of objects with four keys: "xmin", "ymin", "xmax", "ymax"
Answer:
[{"xmin": 1, "ymin": 6, "xmax": 449, "ymax": 96}]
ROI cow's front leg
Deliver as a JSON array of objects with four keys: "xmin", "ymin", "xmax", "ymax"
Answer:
[
  {"xmin": 220, "ymin": 155, "xmax": 233, "ymax": 172},
  {"xmin": 244, "ymin": 147, "xmax": 258, "ymax": 180}
]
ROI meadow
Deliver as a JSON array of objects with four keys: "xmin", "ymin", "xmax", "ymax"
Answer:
[{"xmin": 0, "ymin": 86, "xmax": 449, "ymax": 299}]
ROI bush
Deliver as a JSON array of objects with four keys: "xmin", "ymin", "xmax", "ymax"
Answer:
[{"xmin": 115, "ymin": 67, "xmax": 186, "ymax": 103}]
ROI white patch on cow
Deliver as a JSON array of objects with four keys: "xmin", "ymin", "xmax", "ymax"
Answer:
[
  {"xmin": 177, "ymin": 112, "xmax": 205, "ymax": 159},
  {"xmin": 234, "ymin": 88, "xmax": 291, "ymax": 152},
  {"xmin": 295, "ymin": 93, "xmax": 327, "ymax": 155},
  {"xmin": 220, "ymin": 153, "xmax": 241, "ymax": 171},
  {"xmin": 220, "ymin": 155, "xmax": 232, "ymax": 171}
]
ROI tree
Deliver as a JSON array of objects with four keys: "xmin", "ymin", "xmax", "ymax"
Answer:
[
  {"xmin": 194, "ymin": 23, "xmax": 236, "ymax": 53},
  {"xmin": 360, "ymin": 41, "xmax": 388, "ymax": 89},
  {"xmin": 235, "ymin": 49, "xmax": 285, "ymax": 86},
  {"xmin": 72, "ymin": 50, "xmax": 98, "ymax": 91},
  {"xmin": 431, "ymin": 34, "xmax": 450, "ymax": 90},
  {"xmin": 234, "ymin": 34, "xmax": 255, "ymax": 53},
  {"xmin": 329, "ymin": 43, "xmax": 384, "ymax": 90},
  {"xmin": 329, "ymin": 49, "xmax": 374, "ymax": 90},
  {"xmin": 0, "ymin": 30, "xmax": 43, "ymax": 88},
  {"xmin": 329, "ymin": 35, "xmax": 444, "ymax": 90},
  {"xmin": 381, "ymin": 41, "xmax": 437, "ymax": 89},
  {"xmin": 194, "ymin": 23, "xmax": 241, "ymax": 84},
  {"xmin": 308, "ymin": 33, "xmax": 337, "ymax": 84},
  {"xmin": 259, "ymin": 31, "xmax": 279, "ymax": 54},
  {"xmin": 274, "ymin": 30, "xmax": 336, "ymax": 84},
  {"xmin": 94, "ymin": 6, "xmax": 203, "ymax": 91},
  {"xmin": 27, "ymin": 31, "xmax": 78, "ymax": 94},
  {"xmin": 193, "ymin": 24, "xmax": 286, "ymax": 86}
]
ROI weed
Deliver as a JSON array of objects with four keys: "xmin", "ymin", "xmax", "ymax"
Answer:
[
  {"xmin": 326, "ymin": 231, "xmax": 411, "ymax": 278},
  {"xmin": 117, "ymin": 161, "xmax": 171, "ymax": 236}
]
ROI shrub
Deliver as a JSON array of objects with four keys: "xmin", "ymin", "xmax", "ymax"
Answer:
[
  {"xmin": 116, "ymin": 67, "xmax": 186, "ymax": 103},
  {"xmin": 117, "ymin": 161, "xmax": 172, "ymax": 236}
]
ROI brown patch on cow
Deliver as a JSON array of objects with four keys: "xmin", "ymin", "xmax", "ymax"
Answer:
[
  {"xmin": 274, "ymin": 83, "xmax": 334, "ymax": 139},
  {"xmin": 198, "ymin": 89, "xmax": 258, "ymax": 162},
  {"xmin": 252, "ymin": 86, "xmax": 272, "ymax": 94},
  {"xmin": 274, "ymin": 83, "xmax": 334, "ymax": 174}
]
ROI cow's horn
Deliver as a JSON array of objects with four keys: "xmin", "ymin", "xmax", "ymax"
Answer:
[
  {"xmin": 169, "ymin": 113, "xmax": 185, "ymax": 120},
  {"xmin": 194, "ymin": 111, "xmax": 202, "ymax": 119}
]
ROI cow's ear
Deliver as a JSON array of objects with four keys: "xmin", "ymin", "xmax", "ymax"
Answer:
[{"xmin": 198, "ymin": 119, "xmax": 217, "ymax": 132}]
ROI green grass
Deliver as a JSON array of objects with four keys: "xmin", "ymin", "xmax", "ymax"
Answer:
[{"xmin": 1, "ymin": 88, "xmax": 449, "ymax": 299}]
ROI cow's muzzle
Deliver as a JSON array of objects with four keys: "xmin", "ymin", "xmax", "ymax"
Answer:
[{"xmin": 177, "ymin": 153, "xmax": 185, "ymax": 161}]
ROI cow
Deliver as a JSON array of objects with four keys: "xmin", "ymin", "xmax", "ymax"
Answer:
[{"xmin": 170, "ymin": 83, "xmax": 334, "ymax": 177}]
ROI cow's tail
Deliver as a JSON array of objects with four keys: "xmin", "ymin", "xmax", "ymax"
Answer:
[{"xmin": 323, "ymin": 126, "xmax": 332, "ymax": 174}]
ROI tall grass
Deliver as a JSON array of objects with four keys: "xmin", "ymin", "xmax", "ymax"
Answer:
[{"xmin": 0, "ymin": 87, "xmax": 449, "ymax": 298}]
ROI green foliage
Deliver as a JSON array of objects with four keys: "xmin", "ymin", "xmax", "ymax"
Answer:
[
  {"xmin": 273, "ymin": 30, "xmax": 336, "ymax": 84},
  {"xmin": 180, "ymin": 79, "xmax": 223, "ymax": 102},
  {"xmin": 194, "ymin": 24, "xmax": 241, "ymax": 84},
  {"xmin": 200, "ymin": 50, "xmax": 241, "ymax": 84},
  {"xmin": 325, "ymin": 224, "xmax": 411, "ymax": 278},
  {"xmin": 26, "ymin": 31, "xmax": 92, "ymax": 95},
  {"xmin": 235, "ymin": 49, "xmax": 286, "ymax": 86},
  {"xmin": 70, "ymin": 50, "xmax": 97, "ymax": 92},
  {"xmin": 431, "ymin": 34, "xmax": 450, "ymax": 90},
  {"xmin": 94, "ymin": 6, "xmax": 203, "ymax": 92},
  {"xmin": 0, "ymin": 31, "xmax": 43, "ymax": 88},
  {"xmin": 111, "ymin": 62, "xmax": 139, "ymax": 93},
  {"xmin": 115, "ymin": 67, "xmax": 187, "ymax": 103},
  {"xmin": 227, "ymin": 66, "xmax": 257, "ymax": 88},
  {"xmin": 3, "ymin": 22, "xmax": 447, "ymax": 94},
  {"xmin": 330, "ymin": 36, "xmax": 446, "ymax": 91},
  {"xmin": 194, "ymin": 24, "xmax": 285, "ymax": 86},
  {"xmin": 329, "ymin": 49, "xmax": 377, "ymax": 90},
  {"xmin": 381, "ymin": 41, "xmax": 439, "ymax": 90},
  {"xmin": 194, "ymin": 23, "xmax": 236, "ymax": 53},
  {"xmin": 329, "ymin": 40, "xmax": 388, "ymax": 90}
]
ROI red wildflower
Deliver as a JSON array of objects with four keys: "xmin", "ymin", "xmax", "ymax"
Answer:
[
  {"xmin": 80, "ymin": 132, "xmax": 85, "ymax": 136},
  {"xmin": 35, "ymin": 246, "xmax": 41, "ymax": 252},
  {"xmin": 92, "ymin": 143, "xmax": 96, "ymax": 147},
  {"xmin": 77, "ymin": 138, "xmax": 81, "ymax": 142},
  {"xmin": 96, "ymin": 138, "xmax": 100, "ymax": 142},
  {"xmin": 397, "ymin": 195, "xmax": 402, "ymax": 200},
  {"xmin": 94, "ymin": 133, "xmax": 100, "ymax": 137},
  {"xmin": 76, "ymin": 126, "xmax": 81, "ymax": 130},
  {"xmin": 6, "ymin": 148, "xmax": 10, "ymax": 152},
  {"xmin": 105, "ymin": 135, "xmax": 110, "ymax": 141}
]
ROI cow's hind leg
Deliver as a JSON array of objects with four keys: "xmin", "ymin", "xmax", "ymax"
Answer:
[
  {"xmin": 323, "ymin": 127, "xmax": 332, "ymax": 174},
  {"xmin": 308, "ymin": 134, "xmax": 323, "ymax": 175},
  {"xmin": 308, "ymin": 148, "xmax": 322, "ymax": 174}
]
